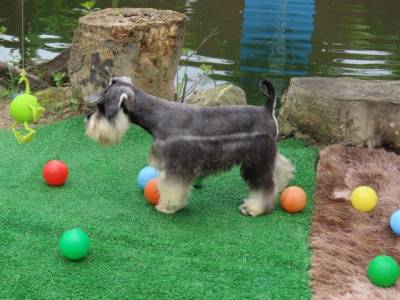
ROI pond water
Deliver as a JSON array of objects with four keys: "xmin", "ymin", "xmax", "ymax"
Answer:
[{"xmin": 1, "ymin": 0, "xmax": 400, "ymax": 104}]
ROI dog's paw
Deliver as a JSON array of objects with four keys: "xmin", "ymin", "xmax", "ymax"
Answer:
[
  {"xmin": 155, "ymin": 204, "xmax": 178, "ymax": 214},
  {"xmin": 239, "ymin": 203, "xmax": 261, "ymax": 217},
  {"xmin": 239, "ymin": 200, "xmax": 273, "ymax": 217}
]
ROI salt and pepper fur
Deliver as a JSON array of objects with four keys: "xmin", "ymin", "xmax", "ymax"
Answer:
[{"xmin": 85, "ymin": 76, "xmax": 294, "ymax": 216}]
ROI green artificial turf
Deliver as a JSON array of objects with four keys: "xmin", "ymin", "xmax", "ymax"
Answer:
[{"xmin": 0, "ymin": 117, "xmax": 318, "ymax": 300}]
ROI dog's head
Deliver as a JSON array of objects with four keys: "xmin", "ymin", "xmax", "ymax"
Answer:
[{"xmin": 84, "ymin": 76, "xmax": 134, "ymax": 145}]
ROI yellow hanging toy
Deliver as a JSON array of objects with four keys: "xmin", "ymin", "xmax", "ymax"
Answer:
[{"xmin": 9, "ymin": 70, "xmax": 45, "ymax": 144}]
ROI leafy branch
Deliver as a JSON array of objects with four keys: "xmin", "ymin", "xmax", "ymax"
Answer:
[
  {"xmin": 176, "ymin": 29, "xmax": 218, "ymax": 103},
  {"xmin": 177, "ymin": 29, "xmax": 218, "ymax": 74}
]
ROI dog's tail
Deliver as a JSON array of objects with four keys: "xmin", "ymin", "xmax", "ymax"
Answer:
[{"xmin": 259, "ymin": 79, "xmax": 275, "ymax": 114}]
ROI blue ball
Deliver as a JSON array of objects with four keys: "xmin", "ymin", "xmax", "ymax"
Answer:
[
  {"xmin": 137, "ymin": 166, "xmax": 159, "ymax": 189},
  {"xmin": 390, "ymin": 210, "xmax": 400, "ymax": 235}
]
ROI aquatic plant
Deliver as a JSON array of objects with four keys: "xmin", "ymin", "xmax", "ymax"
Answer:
[{"xmin": 80, "ymin": 1, "xmax": 97, "ymax": 14}]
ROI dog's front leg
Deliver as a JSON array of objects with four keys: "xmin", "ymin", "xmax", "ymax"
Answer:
[
  {"xmin": 156, "ymin": 171, "xmax": 191, "ymax": 214},
  {"xmin": 239, "ymin": 188, "xmax": 276, "ymax": 217}
]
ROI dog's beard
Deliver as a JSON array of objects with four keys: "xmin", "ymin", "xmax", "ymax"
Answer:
[{"xmin": 85, "ymin": 110, "xmax": 130, "ymax": 145}]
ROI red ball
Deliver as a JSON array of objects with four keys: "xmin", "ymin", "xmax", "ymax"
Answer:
[
  {"xmin": 144, "ymin": 179, "xmax": 160, "ymax": 205},
  {"xmin": 43, "ymin": 160, "xmax": 69, "ymax": 186}
]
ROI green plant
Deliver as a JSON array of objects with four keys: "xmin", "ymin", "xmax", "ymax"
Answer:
[
  {"xmin": 176, "ymin": 57, "xmax": 216, "ymax": 103},
  {"xmin": 0, "ymin": 26, "xmax": 9, "ymax": 99},
  {"xmin": 70, "ymin": 97, "xmax": 79, "ymax": 111},
  {"xmin": 0, "ymin": 67, "xmax": 20, "ymax": 100},
  {"xmin": 175, "ymin": 30, "xmax": 218, "ymax": 103},
  {"xmin": 177, "ymin": 63, "xmax": 215, "ymax": 103},
  {"xmin": 8, "ymin": 67, "xmax": 19, "ymax": 92},
  {"xmin": 53, "ymin": 72, "xmax": 67, "ymax": 88},
  {"xmin": 80, "ymin": 0, "xmax": 96, "ymax": 14},
  {"xmin": 111, "ymin": 0, "xmax": 120, "ymax": 8},
  {"xmin": 2, "ymin": 64, "xmax": 21, "ymax": 99},
  {"xmin": 0, "ymin": 87, "xmax": 9, "ymax": 99}
]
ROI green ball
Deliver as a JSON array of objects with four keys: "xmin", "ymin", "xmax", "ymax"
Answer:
[
  {"xmin": 9, "ymin": 94, "xmax": 39, "ymax": 123},
  {"xmin": 59, "ymin": 228, "xmax": 90, "ymax": 260},
  {"xmin": 367, "ymin": 255, "xmax": 399, "ymax": 287}
]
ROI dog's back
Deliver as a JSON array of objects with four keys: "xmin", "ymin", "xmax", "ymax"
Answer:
[{"xmin": 156, "ymin": 103, "xmax": 276, "ymax": 137}]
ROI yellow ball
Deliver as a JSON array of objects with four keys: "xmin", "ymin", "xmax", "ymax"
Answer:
[{"xmin": 351, "ymin": 186, "xmax": 378, "ymax": 212}]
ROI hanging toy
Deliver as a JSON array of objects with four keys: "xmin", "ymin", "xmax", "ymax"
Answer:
[{"xmin": 9, "ymin": 70, "xmax": 45, "ymax": 144}]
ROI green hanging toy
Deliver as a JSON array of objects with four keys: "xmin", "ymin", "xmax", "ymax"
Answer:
[{"xmin": 9, "ymin": 70, "xmax": 45, "ymax": 144}]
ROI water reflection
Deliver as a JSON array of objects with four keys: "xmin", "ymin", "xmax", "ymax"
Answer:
[
  {"xmin": 309, "ymin": 0, "xmax": 400, "ymax": 79},
  {"xmin": 238, "ymin": 0, "xmax": 315, "ymax": 103},
  {"xmin": 0, "ymin": 0, "xmax": 400, "ymax": 105}
]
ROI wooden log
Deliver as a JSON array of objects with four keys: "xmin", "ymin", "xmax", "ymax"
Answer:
[{"xmin": 68, "ymin": 8, "xmax": 186, "ymax": 101}]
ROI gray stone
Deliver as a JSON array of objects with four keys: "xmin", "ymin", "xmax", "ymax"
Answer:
[
  {"xmin": 34, "ymin": 87, "xmax": 72, "ymax": 103},
  {"xmin": 185, "ymin": 84, "xmax": 247, "ymax": 106},
  {"xmin": 278, "ymin": 77, "xmax": 400, "ymax": 150},
  {"xmin": 33, "ymin": 87, "xmax": 76, "ymax": 112},
  {"xmin": 68, "ymin": 8, "xmax": 185, "ymax": 101}
]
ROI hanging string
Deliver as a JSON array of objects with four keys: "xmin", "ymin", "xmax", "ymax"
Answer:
[{"xmin": 21, "ymin": 0, "xmax": 25, "ymax": 69}]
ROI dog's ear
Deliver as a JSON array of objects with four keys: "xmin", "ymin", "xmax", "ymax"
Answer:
[
  {"xmin": 84, "ymin": 92, "xmax": 105, "ymax": 105},
  {"xmin": 104, "ymin": 87, "xmax": 134, "ymax": 119},
  {"xmin": 118, "ymin": 90, "xmax": 134, "ymax": 105}
]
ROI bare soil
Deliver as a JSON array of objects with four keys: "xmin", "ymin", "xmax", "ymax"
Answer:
[{"xmin": 0, "ymin": 99, "xmax": 81, "ymax": 129}]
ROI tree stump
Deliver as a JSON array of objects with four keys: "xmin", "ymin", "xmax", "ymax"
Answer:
[{"xmin": 68, "ymin": 8, "xmax": 186, "ymax": 101}]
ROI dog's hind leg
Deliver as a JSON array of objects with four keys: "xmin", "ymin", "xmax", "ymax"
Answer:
[
  {"xmin": 273, "ymin": 153, "xmax": 294, "ymax": 194},
  {"xmin": 239, "ymin": 161, "xmax": 276, "ymax": 217},
  {"xmin": 156, "ymin": 171, "xmax": 191, "ymax": 214}
]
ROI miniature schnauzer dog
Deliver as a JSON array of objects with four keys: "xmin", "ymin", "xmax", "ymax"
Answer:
[{"xmin": 84, "ymin": 76, "xmax": 294, "ymax": 216}]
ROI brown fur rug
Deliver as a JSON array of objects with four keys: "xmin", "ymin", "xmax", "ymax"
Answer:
[{"xmin": 311, "ymin": 145, "xmax": 400, "ymax": 299}]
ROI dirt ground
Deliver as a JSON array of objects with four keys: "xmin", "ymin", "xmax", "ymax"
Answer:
[
  {"xmin": 0, "ymin": 99, "xmax": 81, "ymax": 129},
  {"xmin": 0, "ymin": 100, "xmax": 12, "ymax": 129}
]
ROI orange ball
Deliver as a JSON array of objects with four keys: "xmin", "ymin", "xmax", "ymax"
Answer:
[
  {"xmin": 144, "ymin": 178, "xmax": 160, "ymax": 205},
  {"xmin": 280, "ymin": 186, "xmax": 307, "ymax": 213}
]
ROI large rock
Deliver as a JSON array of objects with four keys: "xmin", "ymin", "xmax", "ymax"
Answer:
[
  {"xmin": 68, "ymin": 8, "xmax": 185, "ymax": 101},
  {"xmin": 278, "ymin": 77, "xmax": 400, "ymax": 150},
  {"xmin": 34, "ymin": 87, "xmax": 73, "ymax": 108},
  {"xmin": 27, "ymin": 48, "xmax": 71, "ymax": 85},
  {"xmin": 185, "ymin": 84, "xmax": 247, "ymax": 106},
  {"xmin": 33, "ymin": 87, "xmax": 80, "ymax": 117}
]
